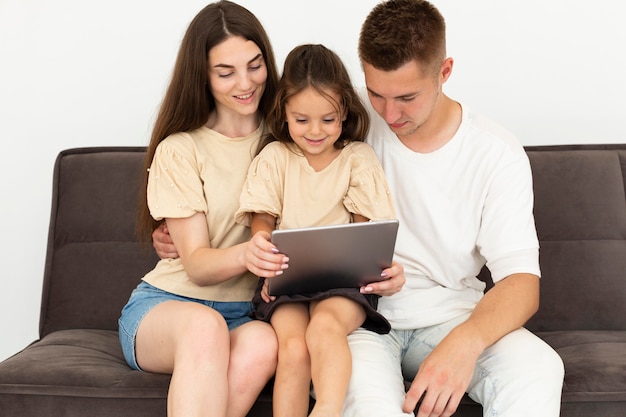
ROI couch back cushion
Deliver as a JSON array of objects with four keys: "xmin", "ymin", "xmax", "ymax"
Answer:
[
  {"xmin": 40, "ymin": 146, "xmax": 626, "ymax": 337},
  {"xmin": 40, "ymin": 147, "xmax": 158, "ymax": 337},
  {"xmin": 525, "ymin": 145, "xmax": 626, "ymax": 331}
]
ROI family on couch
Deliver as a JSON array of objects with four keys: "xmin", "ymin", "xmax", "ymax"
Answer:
[{"xmin": 119, "ymin": 1, "xmax": 565, "ymax": 416}]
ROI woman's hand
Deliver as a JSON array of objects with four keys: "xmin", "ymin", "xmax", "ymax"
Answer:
[
  {"xmin": 245, "ymin": 230, "xmax": 289, "ymax": 280},
  {"xmin": 360, "ymin": 261, "xmax": 405, "ymax": 296}
]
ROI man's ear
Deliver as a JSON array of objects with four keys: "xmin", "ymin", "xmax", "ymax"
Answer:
[{"xmin": 440, "ymin": 57, "xmax": 454, "ymax": 83}]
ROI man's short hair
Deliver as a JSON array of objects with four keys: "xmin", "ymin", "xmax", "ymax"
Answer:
[{"xmin": 359, "ymin": 0, "xmax": 446, "ymax": 74}]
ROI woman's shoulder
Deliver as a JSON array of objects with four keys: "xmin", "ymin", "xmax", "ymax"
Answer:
[{"xmin": 157, "ymin": 131, "xmax": 197, "ymax": 151}]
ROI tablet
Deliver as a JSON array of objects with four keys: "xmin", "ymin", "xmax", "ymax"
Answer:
[{"xmin": 267, "ymin": 219, "xmax": 399, "ymax": 296}]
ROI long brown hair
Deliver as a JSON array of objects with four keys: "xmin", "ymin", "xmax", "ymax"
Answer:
[
  {"xmin": 136, "ymin": 0, "xmax": 279, "ymax": 245},
  {"xmin": 264, "ymin": 44, "xmax": 369, "ymax": 150}
]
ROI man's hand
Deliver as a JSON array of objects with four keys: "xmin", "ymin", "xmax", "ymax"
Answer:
[
  {"xmin": 152, "ymin": 223, "xmax": 179, "ymax": 259},
  {"xmin": 403, "ymin": 273, "xmax": 540, "ymax": 416},
  {"xmin": 403, "ymin": 324, "xmax": 481, "ymax": 416}
]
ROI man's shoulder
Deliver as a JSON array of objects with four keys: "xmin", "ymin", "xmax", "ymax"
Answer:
[{"xmin": 463, "ymin": 107, "xmax": 522, "ymax": 152}]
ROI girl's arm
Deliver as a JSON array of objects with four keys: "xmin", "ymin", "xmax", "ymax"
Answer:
[
  {"xmin": 353, "ymin": 213, "xmax": 369, "ymax": 223},
  {"xmin": 251, "ymin": 212, "xmax": 277, "ymax": 236}
]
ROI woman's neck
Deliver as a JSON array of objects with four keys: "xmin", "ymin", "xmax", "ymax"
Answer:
[{"xmin": 206, "ymin": 111, "xmax": 261, "ymax": 138}]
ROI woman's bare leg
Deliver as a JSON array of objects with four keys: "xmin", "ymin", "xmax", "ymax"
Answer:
[
  {"xmin": 135, "ymin": 300, "xmax": 230, "ymax": 417},
  {"xmin": 306, "ymin": 297, "xmax": 366, "ymax": 417},
  {"xmin": 271, "ymin": 303, "xmax": 312, "ymax": 417},
  {"xmin": 226, "ymin": 319, "xmax": 278, "ymax": 417}
]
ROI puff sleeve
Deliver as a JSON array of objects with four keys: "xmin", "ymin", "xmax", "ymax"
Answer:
[
  {"xmin": 343, "ymin": 146, "xmax": 396, "ymax": 221},
  {"xmin": 147, "ymin": 136, "xmax": 207, "ymax": 220},
  {"xmin": 235, "ymin": 145, "xmax": 284, "ymax": 226}
]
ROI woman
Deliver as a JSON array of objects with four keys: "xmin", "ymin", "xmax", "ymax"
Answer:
[{"xmin": 118, "ymin": 2, "xmax": 285, "ymax": 416}]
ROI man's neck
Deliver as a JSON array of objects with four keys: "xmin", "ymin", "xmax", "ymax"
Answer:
[{"xmin": 398, "ymin": 96, "xmax": 462, "ymax": 154}]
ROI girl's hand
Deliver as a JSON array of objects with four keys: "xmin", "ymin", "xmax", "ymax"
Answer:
[
  {"xmin": 245, "ymin": 230, "xmax": 289, "ymax": 279},
  {"xmin": 260, "ymin": 278, "xmax": 276, "ymax": 303},
  {"xmin": 360, "ymin": 261, "xmax": 405, "ymax": 296}
]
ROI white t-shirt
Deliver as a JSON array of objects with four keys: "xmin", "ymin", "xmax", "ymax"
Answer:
[{"xmin": 361, "ymin": 89, "xmax": 540, "ymax": 329}]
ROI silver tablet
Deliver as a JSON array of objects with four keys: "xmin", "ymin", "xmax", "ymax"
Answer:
[{"xmin": 267, "ymin": 219, "xmax": 399, "ymax": 296}]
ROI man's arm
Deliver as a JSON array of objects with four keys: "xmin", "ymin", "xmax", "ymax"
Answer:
[
  {"xmin": 403, "ymin": 272, "xmax": 539, "ymax": 417},
  {"xmin": 153, "ymin": 222, "xmax": 179, "ymax": 259}
]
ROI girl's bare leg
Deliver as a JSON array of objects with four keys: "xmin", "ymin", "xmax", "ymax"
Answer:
[
  {"xmin": 135, "ymin": 300, "xmax": 230, "ymax": 417},
  {"xmin": 271, "ymin": 303, "xmax": 312, "ymax": 417},
  {"xmin": 306, "ymin": 297, "xmax": 366, "ymax": 417}
]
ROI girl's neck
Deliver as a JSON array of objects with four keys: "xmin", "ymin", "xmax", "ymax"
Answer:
[
  {"xmin": 302, "ymin": 146, "xmax": 341, "ymax": 172},
  {"xmin": 206, "ymin": 111, "xmax": 261, "ymax": 138}
]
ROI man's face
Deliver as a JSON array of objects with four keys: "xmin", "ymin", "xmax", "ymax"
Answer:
[{"xmin": 363, "ymin": 60, "xmax": 442, "ymax": 139}]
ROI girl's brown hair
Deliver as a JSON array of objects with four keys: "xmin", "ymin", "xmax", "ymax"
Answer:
[{"xmin": 264, "ymin": 44, "xmax": 369, "ymax": 149}]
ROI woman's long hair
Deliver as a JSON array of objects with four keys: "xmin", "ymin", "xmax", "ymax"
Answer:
[{"xmin": 136, "ymin": 0, "xmax": 279, "ymax": 245}]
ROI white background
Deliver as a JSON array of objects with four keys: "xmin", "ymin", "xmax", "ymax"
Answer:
[{"xmin": 1, "ymin": 0, "xmax": 625, "ymax": 361}]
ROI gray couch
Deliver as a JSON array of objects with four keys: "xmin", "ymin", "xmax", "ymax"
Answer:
[{"xmin": 0, "ymin": 145, "xmax": 625, "ymax": 416}]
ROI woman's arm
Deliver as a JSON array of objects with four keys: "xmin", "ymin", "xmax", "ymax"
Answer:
[
  {"xmin": 165, "ymin": 213, "xmax": 250, "ymax": 285},
  {"xmin": 167, "ymin": 211, "xmax": 289, "ymax": 286}
]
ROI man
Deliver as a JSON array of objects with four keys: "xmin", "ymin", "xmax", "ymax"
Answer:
[
  {"xmin": 153, "ymin": 1, "xmax": 564, "ymax": 415},
  {"xmin": 342, "ymin": 1, "xmax": 564, "ymax": 416}
]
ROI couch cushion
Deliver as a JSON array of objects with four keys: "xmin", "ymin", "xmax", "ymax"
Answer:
[
  {"xmin": 537, "ymin": 330, "xmax": 626, "ymax": 404},
  {"xmin": 0, "ymin": 329, "xmax": 274, "ymax": 417},
  {"xmin": 40, "ymin": 148, "xmax": 159, "ymax": 337},
  {"xmin": 0, "ymin": 329, "xmax": 170, "ymax": 396},
  {"xmin": 526, "ymin": 149, "xmax": 626, "ymax": 331},
  {"xmin": 0, "ymin": 329, "xmax": 168, "ymax": 417}
]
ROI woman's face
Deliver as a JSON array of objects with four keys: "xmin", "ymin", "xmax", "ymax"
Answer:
[{"xmin": 208, "ymin": 36, "xmax": 267, "ymax": 118}]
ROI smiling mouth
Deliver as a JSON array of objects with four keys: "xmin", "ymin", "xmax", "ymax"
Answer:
[
  {"xmin": 235, "ymin": 92, "xmax": 254, "ymax": 100},
  {"xmin": 305, "ymin": 137, "xmax": 326, "ymax": 145}
]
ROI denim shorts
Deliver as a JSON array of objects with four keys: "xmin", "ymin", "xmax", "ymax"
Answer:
[{"xmin": 118, "ymin": 281, "xmax": 254, "ymax": 371}]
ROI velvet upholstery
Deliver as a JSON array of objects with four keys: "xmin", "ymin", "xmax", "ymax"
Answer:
[{"xmin": 0, "ymin": 145, "xmax": 624, "ymax": 416}]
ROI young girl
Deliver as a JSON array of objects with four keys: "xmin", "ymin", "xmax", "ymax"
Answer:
[
  {"xmin": 235, "ymin": 44, "xmax": 400, "ymax": 417},
  {"xmin": 118, "ymin": 2, "xmax": 287, "ymax": 416}
]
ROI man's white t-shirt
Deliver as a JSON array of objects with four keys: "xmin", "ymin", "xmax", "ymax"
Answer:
[{"xmin": 361, "ymin": 89, "xmax": 540, "ymax": 329}]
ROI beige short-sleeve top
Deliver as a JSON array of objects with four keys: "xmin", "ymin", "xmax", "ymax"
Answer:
[
  {"xmin": 236, "ymin": 141, "xmax": 395, "ymax": 229},
  {"xmin": 141, "ymin": 125, "xmax": 262, "ymax": 301}
]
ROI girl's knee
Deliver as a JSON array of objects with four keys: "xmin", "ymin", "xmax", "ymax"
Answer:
[{"xmin": 278, "ymin": 334, "xmax": 310, "ymax": 368}]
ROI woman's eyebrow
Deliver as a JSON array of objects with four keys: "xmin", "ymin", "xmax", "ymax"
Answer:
[{"xmin": 213, "ymin": 53, "xmax": 263, "ymax": 69}]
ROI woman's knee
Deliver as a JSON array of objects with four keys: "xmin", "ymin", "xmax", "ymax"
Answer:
[
  {"xmin": 136, "ymin": 301, "xmax": 229, "ymax": 371},
  {"xmin": 234, "ymin": 321, "xmax": 278, "ymax": 364}
]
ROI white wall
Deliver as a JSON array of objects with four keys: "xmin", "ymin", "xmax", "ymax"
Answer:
[{"xmin": 0, "ymin": 0, "xmax": 624, "ymax": 361}]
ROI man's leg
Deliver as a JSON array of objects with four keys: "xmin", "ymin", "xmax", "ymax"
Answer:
[
  {"xmin": 401, "ymin": 314, "xmax": 564, "ymax": 417},
  {"xmin": 343, "ymin": 328, "xmax": 413, "ymax": 417},
  {"xmin": 467, "ymin": 327, "xmax": 564, "ymax": 417}
]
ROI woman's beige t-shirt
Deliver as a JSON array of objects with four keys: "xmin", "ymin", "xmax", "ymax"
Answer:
[
  {"xmin": 236, "ymin": 141, "xmax": 396, "ymax": 229},
  {"xmin": 141, "ymin": 125, "xmax": 262, "ymax": 301}
]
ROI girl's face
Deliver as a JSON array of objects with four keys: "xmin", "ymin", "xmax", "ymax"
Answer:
[
  {"xmin": 285, "ymin": 86, "xmax": 344, "ymax": 170},
  {"xmin": 208, "ymin": 36, "xmax": 267, "ymax": 120}
]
